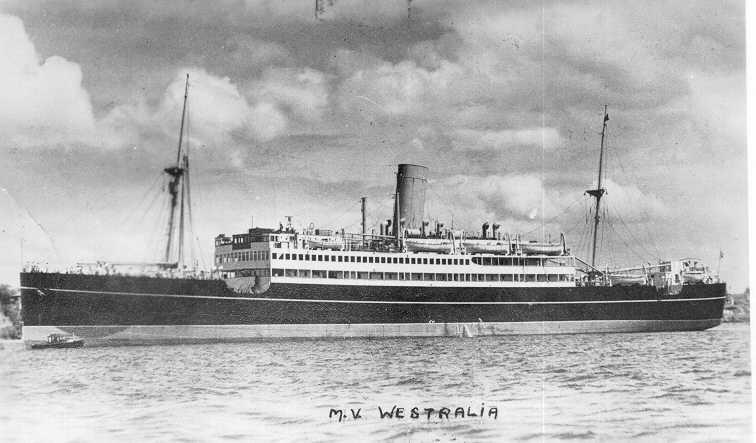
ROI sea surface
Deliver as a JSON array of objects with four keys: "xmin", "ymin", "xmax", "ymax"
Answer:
[{"xmin": 0, "ymin": 323, "xmax": 751, "ymax": 442}]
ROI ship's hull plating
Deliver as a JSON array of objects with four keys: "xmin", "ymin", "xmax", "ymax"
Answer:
[{"xmin": 20, "ymin": 272, "xmax": 726, "ymax": 346}]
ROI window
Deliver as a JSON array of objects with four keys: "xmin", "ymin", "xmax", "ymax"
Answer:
[
  {"xmin": 501, "ymin": 274, "xmax": 513, "ymax": 281},
  {"xmin": 385, "ymin": 272, "xmax": 398, "ymax": 280},
  {"xmin": 381, "ymin": 257, "xmax": 386, "ymax": 264},
  {"xmin": 423, "ymin": 258, "xmax": 428, "ymax": 265},
  {"xmin": 369, "ymin": 272, "xmax": 383, "ymax": 280},
  {"xmin": 525, "ymin": 274, "xmax": 536, "ymax": 282},
  {"xmin": 423, "ymin": 273, "xmax": 435, "ymax": 281},
  {"xmin": 411, "ymin": 258, "xmax": 416, "ymax": 264},
  {"xmin": 465, "ymin": 259, "xmax": 470, "ymax": 265},
  {"xmin": 358, "ymin": 272, "xmax": 369, "ymax": 279},
  {"xmin": 453, "ymin": 259, "xmax": 458, "ymax": 265},
  {"xmin": 398, "ymin": 273, "xmax": 406, "ymax": 280},
  {"xmin": 548, "ymin": 274, "xmax": 559, "ymax": 282},
  {"xmin": 298, "ymin": 269, "xmax": 310, "ymax": 278},
  {"xmin": 399, "ymin": 258, "xmax": 405, "ymax": 264},
  {"xmin": 350, "ymin": 256, "xmax": 355, "ymax": 263},
  {"xmin": 272, "ymin": 269, "xmax": 284, "ymax": 277},
  {"xmin": 537, "ymin": 274, "xmax": 547, "ymax": 282},
  {"xmin": 411, "ymin": 273, "xmax": 423, "ymax": 281},
  {"xmin": 305, "ymin": 254, "xmax": 310, "ymax": 261},
  {"xmin": 470, "ymin": 274, "xmax": 478, "ymax": 281},
  {"xmin": 318, "ymin": 255, "xmax": 323, "ymax": 261},
  {"xmin": 369, "ymin": 257, "xmax": 374, "ymax": 263},
  {"xmin": 338, "ymin": 256, "xmax": 343, "ymax": 262},
  {"xmin": 272, "ymin": 253, "xmax": 278, "ymax": 259},
  {"xmin": 453, "ymin": 274, "xmax": 460, "ymax": 281},
  {"xmin": 437, "ymin": 274, "xmax": 447, "ymax": 281},
  {"xmin": 392, "ymin": 257, "xmax": 398, "ymax": 264},
  {"xmin": 328, "ymin": 271, "xmax": 343, "ymax": 279},
  {"xmin": 312, "ymin": 270, "xmax": 327, "ymax": 278},
  {"xmin": 284, "ymin": 253, "xmax": 290, "ymax": 260},
  {"xmin": 285, "ymin": 269, "xmax": 297, "ymax": 277}
]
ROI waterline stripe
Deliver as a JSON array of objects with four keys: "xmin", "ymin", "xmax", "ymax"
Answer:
[{"xmin": 20, "ymin": 286, "xmax": 726, "ymax": 305}]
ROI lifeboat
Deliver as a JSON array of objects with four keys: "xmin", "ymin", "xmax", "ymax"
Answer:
[
  {"xmin": 609, "ymin": 273, "xmax": 647, "ymax": 286},
  {"xmin": 520, "ymin": 241, "xmax": 564, "ymax": 256},
  {"xmin": 682, "ymin": 271, "xmax": 707, "ymax": 284},
  {"xmin": 680, "ymin": 258, "xmax": 709, "ymax": 284},
  {"xmin": 463, "ymin": 240, "xmax": 510, "ymax": 254},
  {"xmin": 307, "ymin": 237, "xmax": 343, "ymax": 250},
  {"xmin": 405, "ymin": 238, "xmax": 453, "ymax": 253}
]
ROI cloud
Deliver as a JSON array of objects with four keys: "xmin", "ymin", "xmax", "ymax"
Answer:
[
  {"xmin": 426, "ymin": 174, "xmax": 667, "ymax": 235},
  {"xmin": 247, "ymin": 67, "xmax": 330, "ymax": 123},
  {"xmin": 431, "ymin": 174, "xmax": 556, "ymax": 227},
  {"xmin": 338, "ymin": 58, "xmax": 465, "ymax": 117},
  {"xmin": 601, "ymin": 179, "xmax": 668, "ymax": 222},
  {"xmin": 0, "ymin": 13, "xmax": 96, "ymax": 147},
  {"xmin": 452, "ymin": 128, "xmax": 563, "ymax": 151},
  {"xmin": 101, "ymin": 68, "xmax": 291, "ymax": 148}
]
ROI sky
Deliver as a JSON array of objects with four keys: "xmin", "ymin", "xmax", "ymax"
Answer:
[{"xmin": 0, "ymin": 0, "xmax": 748, "ymax": 290}]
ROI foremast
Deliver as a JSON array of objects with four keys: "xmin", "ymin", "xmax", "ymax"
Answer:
[
  {"xmin": 586, "ymin": 105, "xmax": 609, "ymax": 268},
  {"xmin": 163, "ymin": 74, "xmax": 191, "ymax": 267}
]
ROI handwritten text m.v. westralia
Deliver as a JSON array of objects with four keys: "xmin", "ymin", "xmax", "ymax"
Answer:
[{"xmin": 328, "ymin": 405, "xmax": 498, "ymax": 422}]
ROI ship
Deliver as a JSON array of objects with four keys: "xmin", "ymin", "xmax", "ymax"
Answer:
[{"xmin": 19, "ymin": 87, "xmax": 726, "ymax": 346}]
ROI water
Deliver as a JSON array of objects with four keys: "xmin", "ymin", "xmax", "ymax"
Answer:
[{"xmin": 1, "ymin": 324, "xmax": 750, "ymax": 442}]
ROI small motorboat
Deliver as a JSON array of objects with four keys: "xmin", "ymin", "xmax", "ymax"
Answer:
[{"xmin": 30, "ymin": 333, "xmax": 84, "ymax": 349}]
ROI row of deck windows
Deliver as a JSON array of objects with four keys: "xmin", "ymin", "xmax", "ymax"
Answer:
[
  {"xmin": 271, "ymin": 269, "xmax": 573, "ymax": 282},
  {"xmin": 217, "ymin": 250, "xmax": 269, "ymax": 264},
  {"xmin": 219, "ymin": 250, "xmax": 571, "ymax": 268},
  {"xmin": 472, "ymin": 256, "xmax": 567, "ymax": 267},
  {"xmin": 272, "ymin": 252, "xmax": 474, "ymax": 265}
]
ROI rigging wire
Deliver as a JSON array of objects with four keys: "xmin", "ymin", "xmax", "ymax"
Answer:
[
  {"xmin": 118, "ymin": 172, "xmax": 164, "ymax": 228},
  {"xmin": 1, "ymin": 187, "xmax": 62, "ymax": 262},
  {"xmin": 604, "ymin": 208, "xmax": 651, "ymax": 264},
  {"xmin": 609, "ymin": 145, "xmax": 664, "ymax": 259},
  {"xmin": 521, "ymin": 196, "xmax": 584, "ymax": 236}
]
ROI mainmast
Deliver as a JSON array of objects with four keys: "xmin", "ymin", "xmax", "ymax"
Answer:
[
  {"xmin": 163, "ymin": 74, "xmax": 190, "ymax": 265},
  {"xmin": 586, "ymin": 105, "xmax": 609, "ymax": 268}
]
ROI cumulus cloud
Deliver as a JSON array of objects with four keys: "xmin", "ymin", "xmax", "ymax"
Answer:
[
  {"xmin": 0, "ymin": 13, "xmax": 96, "ymax": 147},
  {"xmin": 452, "ymin": 128, "xmax": 563, "ymax": 151},
  {"xmin": 102, "ymin": 68, "xmax": 293, "ymax": 148},
  {"xmin": 430, "ymin": 174, "xmax": 556, "ymax": 228},
  {"xmin": 247, "ymin": 67, "xmax": 330, "ymax": 122}
]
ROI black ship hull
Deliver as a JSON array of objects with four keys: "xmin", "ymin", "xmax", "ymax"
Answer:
[{"xmin": 20, "ymin": 272, "xmax": 726, "ymax": 346}]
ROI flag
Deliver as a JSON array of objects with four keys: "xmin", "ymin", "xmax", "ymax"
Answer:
[
  {"xmin": 604, "ymin": 113, "xmax": 610, "ymax": 122},
  {"xmin": 720, "ymin": 250, "xmax": 724, "ymax": 259}
]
